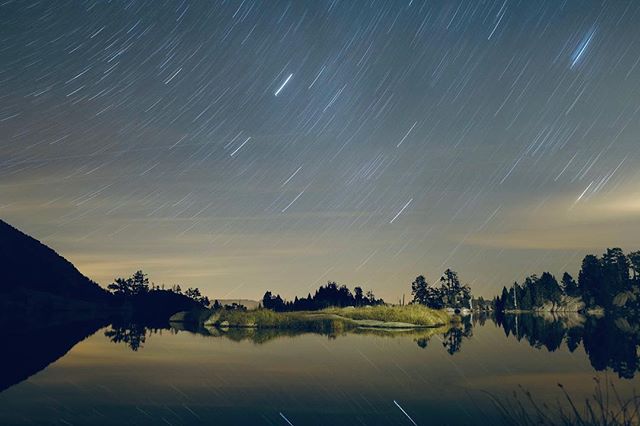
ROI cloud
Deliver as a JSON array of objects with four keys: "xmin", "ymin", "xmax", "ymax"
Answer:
[{"xmin": 463, "ymin": 191, "xmax": 640, "ymax": 251}]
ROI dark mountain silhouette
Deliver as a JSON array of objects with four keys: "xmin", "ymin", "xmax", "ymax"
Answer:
[
  {"xmin": 0, "ymin": 219, "xmax": 209, "ymax": 332},
  {"xmin": 0, "ymin": 220, "xmax": 210, "ymax": 395},
  {"xmin": 0, "ymin": 219, "xmax": 109, "ymax": 302}
]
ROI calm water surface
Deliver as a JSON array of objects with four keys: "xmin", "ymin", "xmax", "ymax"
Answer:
[{"xmin": 0, "ymin": 315, "xmax": 638, "ymax": 425}]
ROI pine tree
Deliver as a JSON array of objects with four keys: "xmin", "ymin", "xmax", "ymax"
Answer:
[
  {"xmin": 411, "ymin": 275, "xmax": 429, "ymax": 305},
  {"xmin": 561, "ymin": 272, "xmax": 579, "ymax": 297}
]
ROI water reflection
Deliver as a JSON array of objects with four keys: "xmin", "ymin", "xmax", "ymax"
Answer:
[
  {"xmin": 495, "ymin": 313, "xmax": 640, "ymax": 379},
  {"xmin": 176, "ymin": 321, "xmax": 452, "ymax": 346},
  {"xmin": 104, "ymin": 323, "xmax": 150, "ymax": 351},
  {"xmin": 102, "ymin": 313, "xmax": 640, "ymax": 380},
  {"xmin": 2, "ymin": 312, "xmax": 640, "ymax": 400},
  {"xmin": 0, "ymin": 319, "xmax": 106, "ymax": 393}
]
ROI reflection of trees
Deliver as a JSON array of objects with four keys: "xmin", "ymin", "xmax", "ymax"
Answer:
[
  {"xmin": 105, "ymin": 324, "xmax": 147, "ymax": 351},
  {"xmin": 494, "ymin": 314, "xmax": 640, "ymax": 379},
  {"xmin": 582, "ymin": 317, "xmax": 640, "ymax": 379},
  {"xmin": 442, "ymin": 328, "xmax": 463, "ymax": 355},
  {"xmin": 199, "ymin": 326, "xmax": 447, "ymax": 346},
  {"xmin": 472, "ymin": 312, "xmax": 488, "ymax": 327},
  {"xmin": 412, "ymin": 318, "xmax": 474, "ymax": 355},
  {"xmin": 105, "ymin": 313, "xmax": 640, "ymax": 378},
  {"xmin": 104, "ymin": 323, "xmax": 169, "ymax": 351},
  {"xmin": 442, "ymin": 318, "xmax": 473, "ymax": 355},
  {"xmin": 415, "ymin": 337, "xmax": 429, "ymax": 348}
]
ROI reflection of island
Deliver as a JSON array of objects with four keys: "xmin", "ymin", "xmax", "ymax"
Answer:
[
  {"xmin": 496, "ymin": 313, "xmax": 640, "ymax": 379},
  {"xmin": 118, "ymin": 318, "xmax": 475, "ymax": 356},
  {"xmin": 170, "ymin": 320, "xmax": 450, "ymax": 346},
  {"xmin": 0, "ymin": 320, "xmax": 106, "ymax": 393},
  {"xmin": 107, "ymin": 316, "xmax": 477, "ymax": 358}
]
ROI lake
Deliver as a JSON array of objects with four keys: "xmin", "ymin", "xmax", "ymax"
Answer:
[{"xmin": 0, "ymin": 314, "xmax": 638, "ymax": 425}]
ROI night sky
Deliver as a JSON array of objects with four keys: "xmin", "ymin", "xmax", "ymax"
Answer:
[{"xmin": 1, "ymin": 0, "xmax": 639, "ymax": 301}]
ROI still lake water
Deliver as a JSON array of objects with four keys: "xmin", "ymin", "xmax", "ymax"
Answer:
[{"xmin": 0, "ymin": 315, "xmax": 639, "ymax": 425}]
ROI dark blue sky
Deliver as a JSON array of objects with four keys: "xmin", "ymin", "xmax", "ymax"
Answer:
[{"xmin": 1, "ymin": 1, "xmax": 639, "ymax": 300}]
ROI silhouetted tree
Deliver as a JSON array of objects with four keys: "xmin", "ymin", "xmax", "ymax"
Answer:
[
  {"xmin": 439, "ymin": 269, "xmax": 471, "ymax": 309},
  {"xmin": 602, "ymin": 248, "xmax": 631, "ymax": 292},
  {"xmin": 496, "ymin": 286, "xmax": 509, "ymax": 311},
  {"xmin": 184, "ymin": 287, "xmax": 201, "ymax": 300},
  {"xmin": 629, "ymin": 251, "xmax": 640, "ymax": 281},
  {"xmin": 561, "ymin": 272, "xmax": 579, "ymax": 297},
  {"xmin": 411, "ymin": 275, "xmax": 429, "ymax": 305},
  {"xmin": 354, "ymin": 286, "xmax": 364, "ymax": 306},
  {"xmin": 538, "ymin": 272, "xmax": 562, "ymax": 305},
  {"xmin": 521, "ymin": 282, "xmax": 533, "ymax": 310},
  {"xmin": 107, "ymin": 270, "xmax": 149, "ymax": 296},
  {"xmin": 182, "ymin": 287, "xmax": 209, "ymax": 306},
  {"xmin": 130, "ymin": 270, "xmax": 149, "ymax": 294},
  {"xmin": 366, "ymin": 290, "xmax": 383, "ymax": 306},
  {"xmin": 224, "ymin": 302, "xmax": 247, "ymax": 311},
  {"xmin": 579, "ymin": 254, "xmax": 605, "ymax": 307},
  {"xmin": 108, "ymin": 277, "xmax": 133, "ymax": 296}
]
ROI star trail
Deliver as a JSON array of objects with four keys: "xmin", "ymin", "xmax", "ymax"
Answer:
[{"xmin": 1, "ymin": 0, "xmax": 639, "ymax": 301}]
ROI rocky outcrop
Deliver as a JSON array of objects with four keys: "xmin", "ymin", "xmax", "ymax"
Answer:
[{"xmin": 534, "ymin": 295, "xmax": 585, "ymax": 313}]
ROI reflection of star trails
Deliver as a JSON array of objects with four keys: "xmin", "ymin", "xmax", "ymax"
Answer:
[
  {"xmin": 394, "ymin": 400, "xmax": 418, "ymax": 425},
  {"xmin": 279, "ymin": 412, "xmax": 294, "ymax": 425}
]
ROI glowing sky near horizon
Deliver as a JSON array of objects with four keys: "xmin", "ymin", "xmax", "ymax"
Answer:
[{"xmin": 1, "ymin": 1, "xmax": 639, "ymax": 301}]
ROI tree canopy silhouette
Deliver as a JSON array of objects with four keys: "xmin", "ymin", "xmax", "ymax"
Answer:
[
  {"xmin": 495, "ymin": 247, "xmax": 640, "ymax": 312},
  {"xmin": 411, "ymin": 269, "xmax": 471, "ymax": 310},
  {"xmin": 261, "ymin": 281, "xmax": 384, "ymax": 311}
]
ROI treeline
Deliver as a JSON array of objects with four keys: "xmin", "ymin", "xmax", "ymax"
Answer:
[
  {"xmin": 107, "ymin": 270, "xmax": 210, "ymax": 306},
  {"xmin": 262, "ymin": 281, "xmax": 384, "ymax": 312},
  {"xmin": 106, "ymin": 270, "xmax": 210, "ymax": 321},
  {"xmin": 410, "ymin": 269, "xmax": 472, "ymax": 310},
  {"xmin": 495, "ymin": 248, "xmax": 640, "ymax": 311}
]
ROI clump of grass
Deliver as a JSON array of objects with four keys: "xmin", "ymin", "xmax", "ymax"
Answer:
[
  {"xmin": 212, "ymin": 308, "xmax": 357, "ymax": 332},
  {"xmin": 490, "ymin": 378, "xmax": 640, "ymax": 425},
  {"xmin": 324, "ymin": 304, "xmax": 450, "ymax": 327}
]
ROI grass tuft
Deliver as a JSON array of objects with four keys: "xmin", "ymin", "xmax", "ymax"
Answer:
[{"xmin": 490, "ymin": 377, "xmax": 640, "ymax": 426}]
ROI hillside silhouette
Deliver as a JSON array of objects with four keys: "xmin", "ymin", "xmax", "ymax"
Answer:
[
  {"xmin": 0, "ymin": 219, "xmax": 109, "ymax": 302},
  {"xmin": 0, "ymin": 219, "xmax": 205, "ymax": 326}
]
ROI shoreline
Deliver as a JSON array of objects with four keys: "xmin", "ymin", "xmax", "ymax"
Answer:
[{"xmin": 170, "ymin": 305, "xmax": 453, "ymax": 331}]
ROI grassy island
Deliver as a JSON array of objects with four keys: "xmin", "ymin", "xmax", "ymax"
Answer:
[{"xmin": 170, "ymin": 304, "xmax": 451, "ymax": 331}]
